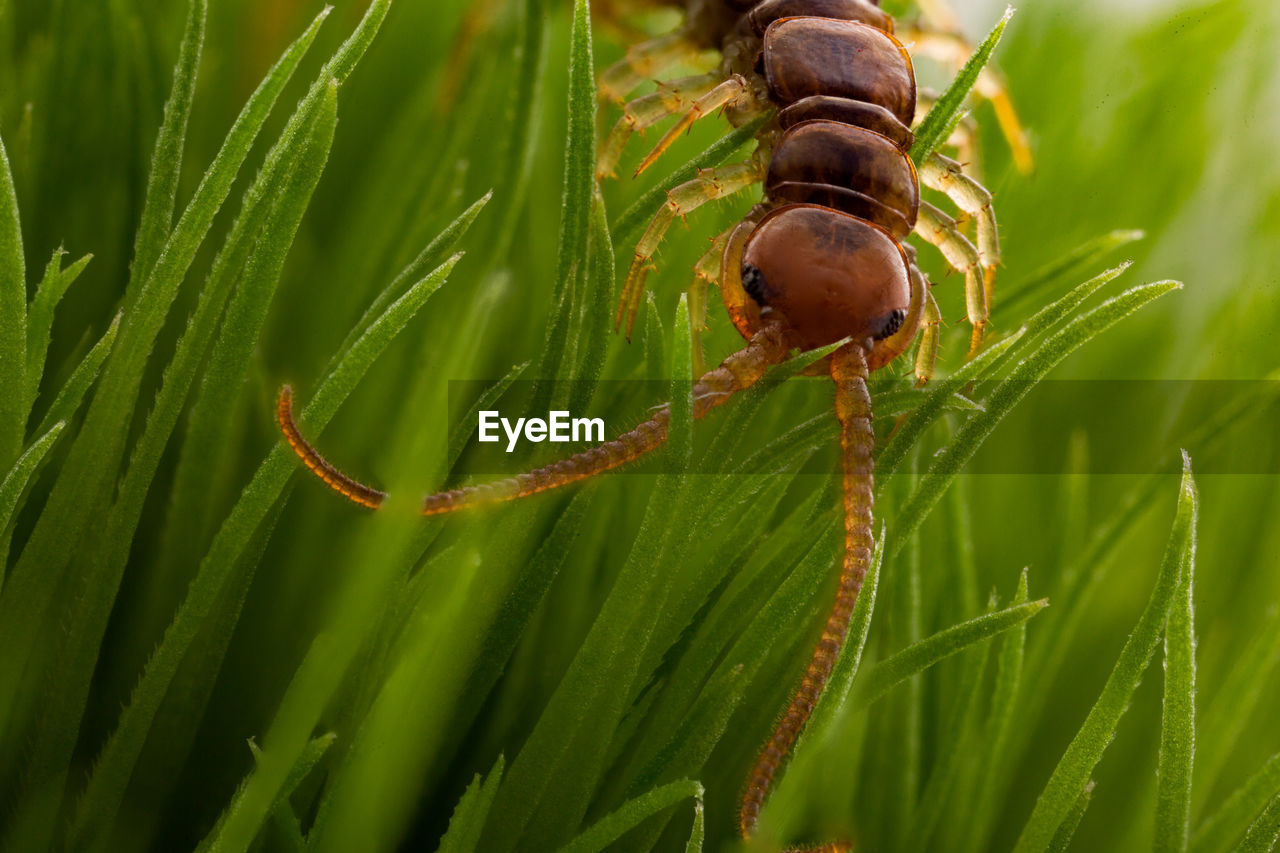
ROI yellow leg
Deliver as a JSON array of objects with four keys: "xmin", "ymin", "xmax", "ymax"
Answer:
[
  {"xmin": 617, "ymin": 157, "xmax": 766, "ymax": 338},
  {"xmin": 899, "ymin": 24, "xmax": 1034, "ymax": 174},
  {"xmin": 919, "ymin": 151, "xmax": 1000, "ymax": 302},
  {"xmin": 914, "ymin": 201, "xmax": 987, "ymax": 357},
  {"xmin": 597, "ymin": 73, "xmax": 721, "ymax": 180},
  {"xmin": 634, "ymin": 74, "xmax": 753, "ymax": 176},
  {"xmin": 914, "ymin": 274, "xmax": 942, "ymax": 386},
  {"xmin": 598, "ymin": 30, "xmax": 711, "ymax": 103}
]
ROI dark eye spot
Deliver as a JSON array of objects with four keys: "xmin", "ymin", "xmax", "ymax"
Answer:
[
  {"xmin": 742, "ymin": 263, "xmax": 768, "ymax": 305},
  {"xmin": 872, "ymin": 308, "xmax": 906, "ymax": 341}
]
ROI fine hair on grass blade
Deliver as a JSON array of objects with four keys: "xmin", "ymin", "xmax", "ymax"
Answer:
[
  {"xmin": 1236, "ymin": 793, "xmax": 1280, "ymax": 853},
  {"xmin": 0, "ymin": 3, "xmax": 339, "ymax": 761},
  {"xmin": 23, "ymin": 249, "xmax": 92, "ymax": 417},
  {"xmin": 534, "ymin": 0, "xmax": 596, "ymax": 393},
  {"xmin": 560, "ymin": 779, "xmax": 704, "ymax": 853},
  {"xmin": 0, "ymin": 421, "xmax": 65, "ymax": 582},
  {"xmin": 126, "ymin": 0, "xmax": 207, "ymax": 297},
  {"xmin": 1155, "ymin": 490, "xmax": 1198, "ymax": 853},
  {"xmin": 1012, "ymin": 454, "xmax": 1199, "ymax": 853},
  {"xmin": 21, "ymin": 81, "xmax": 338, "ymax": 853},
  {"xmin": 67, "ymin": 250, "xmax": 462, "ymax": 852},
  {"xmin": 437, "ymin": 756, "xmax": 506, "ymax": 853},
  {"xmin": 888, "ymin": 278, "xmax": 1181, "ymax": 559},
  {"xmin": 909, "ymin": 6, "xmax": 1014, "ymax": 165},
  {"xmin": 1191, "ymin": 751, "xmax": 1280, "ymax": 853},
  {"xmin": 0, "ymin": 133, "xmax": 25, "ymax": 472}
]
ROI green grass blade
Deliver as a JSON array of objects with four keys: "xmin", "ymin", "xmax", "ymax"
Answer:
[
  {"xmin": 0, "ymin": 421, "xmax": 65, "ymax": 585},
  {"xmin": 1237, "ymin": 793, "xmax": 1280, "ymax": 853},
  {"xmin": 858, "ymin": 598, "xmax": 1047, "ymax": 706},
  {"xmin": 1155, "ymin": 495, "xmax": 1198, "ymax": 853},
  {"xmin": 685, "ymin": 792, "xmax": 705, "ymax": 853},
  {"xmin": 535, "ymin": 0, "xmax": 595, "ymax": 386},
  {"xmin": 1049, "ymin": 781, "xmax": 1096, "ymax": 853},
  {"xmin": 437, "ymin": 756, "xmax": 506, "ymax": 853},
  {"xmin": 997, "ymin": 230, "xmax": 1146, "ymax": 322},
  {"xmin": 18, "ymin": 81, "xmax": 338, "ymax": 853},
  {"xmin": 0, "ymin": 133, "xmax": 25, "ymax": 470},
  {"xmin": 0, "ymin": 5, "xmax": 336, "ymax": 740},
  {"xmin": 668, "ymin": 294, "xmax": 693, "ymax": 467},
  {"xmin": 127, "ymin": 0, "xmax": 206, "ymax": 293},
  {"xmin": 30, "ymin": 311, "xmax": 118, "ymax": 440},
  {"xmin": 963, "ymin": 568, "xmax": 1032, "ymax": 853},
  {"xmin": 558, "ymin": 780, "xmax": 703, "ymax": 853},
  {"xmin": 24, "ymin": 249, "xmax": 91, "ymax": 416},
  {"xmin": 877, "ymin": 328, "xmax": 1024, "ymax": 478},
  {"xmin": 154, "ymin": 78, "xmax": 338, "ymax": 581},
  {"xmin": 1013, "ymin": 456, "xmax": 1199, "ymax": 853},
  {"xmin": 890, "ymin": 279, "xmax": 1181, "ymax": 557},
  {"xmin": 335, "ymin": 190, "xmax": 493, "ymax": 362},
  {"xmin": 909, "ymin": 6, "xmax": 1013, "ymax": 164},
  {"xmin": 1191, "ymin": 752, "xmax": 1280, "ymax": 853},
  {"xmin": 67, "ymin": 252, "xmax": 461, "ymax": 853}
]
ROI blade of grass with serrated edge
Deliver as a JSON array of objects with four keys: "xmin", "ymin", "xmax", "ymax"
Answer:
[
  {"xmin": 1048, "ymin": 781, "xmax": 1096, "ymax": 853},
  {"xmin": 963, "ymin": 568, "xmax": 1031, "ymax": 853},
  {"xmin": 31, "ymin": 311, "xmax": 118, "ymax": 439},
  {"xmin": 126, "ymin": 0, "xmax": 206, "ymax": 296},
  {"xmin": 1191, "ymin": 752, "xmax": 1280, "ymax": 853},
  {"xmin": 1236, "ymin": 792, "xmax": 1280, "ymax": 853},
  {"xmin": 334, "ymin": 190, "xmax": 493, "ymax": 364},
  {"xmin": 437, "ymin": 756, "xmax": 506, "ymax": 853},
  {"xmin": 856, "ymin": 599, "xmax": 1047, "ymax": 706},
  {"xmin": 0, "ymin": 5, "xmax": 339, "ymax": 738},
  {"xmin": 12, "ymin": 82, "xmax": 338, "ymax": 853},
  {"xmin": 152, "ymin": 79, "xmax": 338, "ymax": 588},
  {"xmin": 668, "ymin": 295, "xmax": 693, "ymax": 468},
  {"xmin": 24, "ymin": 250, "xmax": 91, "ymax": 417},
  {"xmin": 1155, "ymin": 495, "xmax": 1198, "ymax": 853},
  {"xmin": 263, "ymin": 732, "xmax": 337, "ymax": 853},
  {"xmin": 1192, "ymin": 607, "xmax": 1280, "ymax": 820},
  {"xmin": 612, "ymin": 115, "xmax": 766, "ymax": 246},
  {"xmin": 67, "ymin": 253, "xmax": 461, "ymax": 852},
  {"xmin": 1012, "ymin": 455, "xmax": 1198, "ymax": 853},
  {"xmin": 535, "ymin": 0, "xmax": 595, "ymax": 391},
  {"xmin": 0, "ymin": 421, "xmax": 65, "ymax": 583},
  {"xmin": 572, "ymin": 195, "xmax": 616, "ymax": 414},
  {"xmin": 889, "ymin": 280, "xmax": 1181, "ymax": 559},
  {"xmin": 877, "ymin": 327, "xmax": 1024, "ymax": 478},
  {"xmin": 997, "ymin": 230, "xmax": 1146, "ymax": 322},
  {"xmin": 560, "ymin": 780, "xmax": 703, "ymax": 853},
  {"xmin": 909, "ymin": 7, "xmax": 1013, "ymax": 165},
  {"xmin": 0, "ymin": 134, "xmax": 25, "ymax": 471}
]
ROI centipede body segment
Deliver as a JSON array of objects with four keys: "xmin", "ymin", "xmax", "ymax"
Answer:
[{"xmin": 276, "ymin": 2, "xmax": 1020, "ymax": 850}]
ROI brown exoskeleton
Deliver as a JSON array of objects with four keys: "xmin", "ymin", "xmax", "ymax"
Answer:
[{"xmin": 280, "ymin": 2, "xmax": 1023, "ymax": 850}]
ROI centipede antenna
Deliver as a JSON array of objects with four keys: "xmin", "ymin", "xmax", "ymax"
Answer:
[
  {"xmin": 739, "ymin": 343, "xmax": 874, "ymax": 850},
  {"xmin": 276, "ymin": 385, "xmax": 387, "ymax": 510}
]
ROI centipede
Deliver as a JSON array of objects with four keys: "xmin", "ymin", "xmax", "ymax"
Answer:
[{"xmin": 276, "ymin": 1, "xmax": 1024, "ymax": 850}]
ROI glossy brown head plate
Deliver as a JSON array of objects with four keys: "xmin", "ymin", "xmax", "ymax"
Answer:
[{"xmin": 740, "ymin": 204, "xmax": 912, "ymax": 356}]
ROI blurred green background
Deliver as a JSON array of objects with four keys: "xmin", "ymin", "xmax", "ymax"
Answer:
[{"xmin": 0, "ymin": 0, "xmax": 1278, "ymax": 850}]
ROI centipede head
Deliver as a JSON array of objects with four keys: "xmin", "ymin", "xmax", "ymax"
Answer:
[{"xmin": 732, "ymin": 203, "xmax": 920, "ymax": 370}]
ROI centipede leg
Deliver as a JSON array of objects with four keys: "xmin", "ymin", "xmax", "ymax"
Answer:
[
  {"xmin": 914, "ymin": 200, "xmax": 988, "ymax": 357},
  {"xmin": 598, "ymin": 73, "xmax": 722, "ymax": 180},
  {"xmin": 618, "ymin": 156, "xmax": 767, "ymax": 338},
  {"xmin": 899, "ymin": 23, "xmax": 1034, "ymax": 174},
  {"xmin": 919, "ymin": 151, "xmax": 1000, "ymax": 302},
  {"xmin": 598, "ymin": 30, "xmax": 712, "ymax": 103},
  {"xmin": 739, "ymin": 342, "xmax": 873, "ymax": 853},
  {"xmin": 634, "ymin": 74, "xmax": 755, "ymax": 176},
  {"xmin": 277, "ymin": 323, "xmax": 794, "ymax": 514},
  {"xmin": 688, "ymin": 225, "xmax": 735, "ymax": 375}
]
